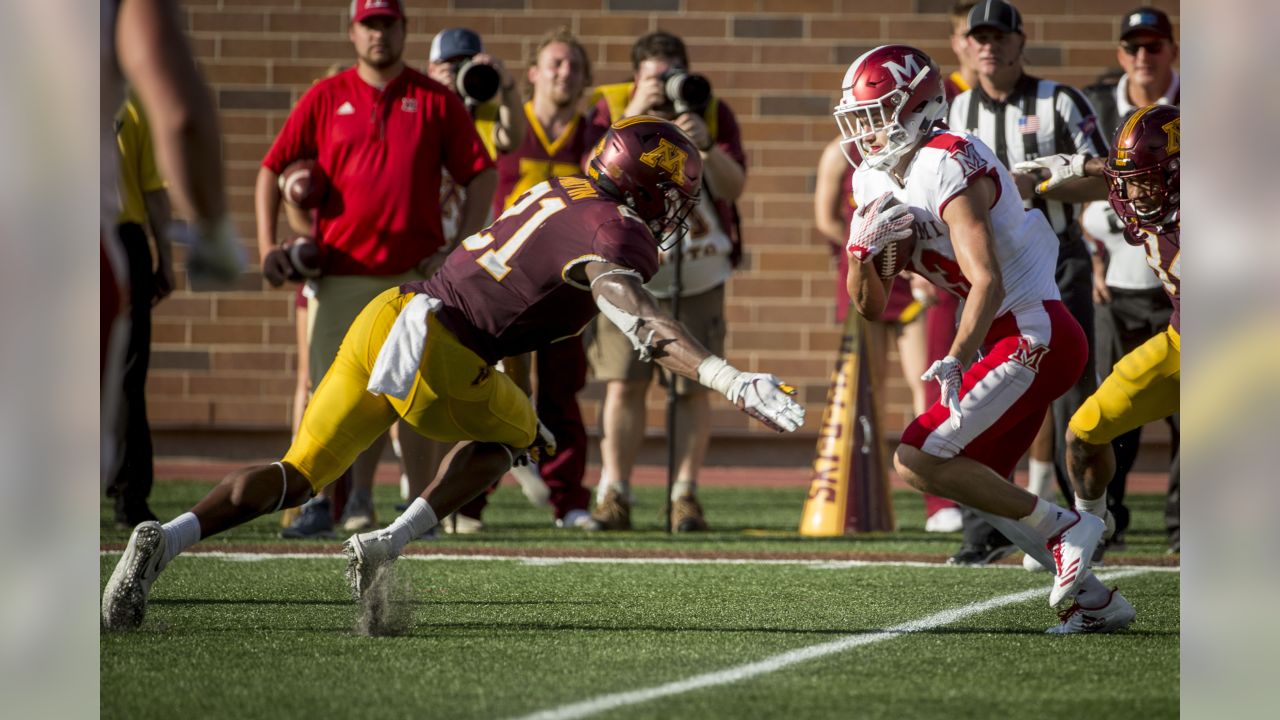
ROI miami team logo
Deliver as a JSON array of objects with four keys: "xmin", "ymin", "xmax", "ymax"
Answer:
[
  {"xmin": 1010, "ymin": 338, "xmax": 1049, "ymax": 373},
  {"xmin": 948, "ymin": 140, "xmax": 985, "ymax": 179},
  {"xmin": 882, "ymin": 54, "xmax": 924, "ymax": 85},
  {"xmin": 638, "ymin": 138, "xmax": 688, "ymax": 182}
]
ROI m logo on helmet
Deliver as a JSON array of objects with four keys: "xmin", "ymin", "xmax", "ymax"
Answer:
[
  {"xmin": 638, "ymin": 138, "xmax": 688, "ymax": 183},
  {"xmin": 1162, "ymin": 117, "xmax": 1180, "ymax": 154},
  {"xmin": 882, "ymin": 54, "xmax": 924, "ymax": 86}
]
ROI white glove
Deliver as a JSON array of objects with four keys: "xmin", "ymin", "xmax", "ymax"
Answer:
[
  {"xmin": 1013, "ymin": 153, "xmax": 1088, "ymax": 195},
  {"xmin": 698, "ymin": 357, "xmax": 806, "ymax": 433},
  {"xmin": 173, "ymin": 215, "xmax": 246, "ymax": 291},
  {"xmin": 846, "ymin": 191, "xmax": 914, "ymax": 263},
  {"xmin": 921, "ymin": 355, "xmax": 964, "ymax": 430}
]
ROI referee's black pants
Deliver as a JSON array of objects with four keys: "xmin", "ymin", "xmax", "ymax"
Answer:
[
  {"xmin": 106, "ymin": 222, "xmax": 157, "ymax": 525},
  {"xmin": 959, "ymin": 235, "xmax": 1096, "ymax": 550}
]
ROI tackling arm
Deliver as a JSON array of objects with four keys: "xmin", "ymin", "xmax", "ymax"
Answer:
[{"xmin": 585, "ymin": 261, "xmax": 805, "ymax": 433}]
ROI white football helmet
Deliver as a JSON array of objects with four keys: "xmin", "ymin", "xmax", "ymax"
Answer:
[{"xmin": 833, "ymin": 44, "xmax": 948, "ymax": 170}]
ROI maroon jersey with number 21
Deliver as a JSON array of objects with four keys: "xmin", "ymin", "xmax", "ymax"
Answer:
[{"xmin": 404, "ymin": 176, "xmax": 659, "ymax": 364}]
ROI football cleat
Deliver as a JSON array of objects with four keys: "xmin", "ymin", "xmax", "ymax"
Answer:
[
  {"xmin": 1046, "ymin": 587, "xmax": 1136, "ymax": 634},
  {"xmin": 671, "ymin": 495, "xmax": 709, "ymax": 533},
  {"xmin": 102, "ymin": 521, "xmax": 166, "ymax": 630},
  {"xmin": 556, "ymin": 509, "xmax": 601, "ymax": 531},
  {"xmin": 1047, "ymin": 511, "xmax": 1107, "ymax": 606},
  {"xmin": 924, "ymin": 507, "xmax": 963, "ymax": 533},
  {"xmin": 343, "ymin": 531, "xmax": 400, "ymax": 600},
  {"xmin": 441, "ymin": 513, "xmax": 484, "ymax": 534},
  {"xmin": 1022, "ymin": 552, "xmax": 1050, "ymax": 572}
]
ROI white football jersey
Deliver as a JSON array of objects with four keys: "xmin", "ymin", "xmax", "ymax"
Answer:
[{"xmin": 851, "ymin": 129, "xmax": 1060, "ymax": 316}]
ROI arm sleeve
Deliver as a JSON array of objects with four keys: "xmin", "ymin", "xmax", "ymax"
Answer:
[
  {"xmin": 262, "ymin": 86, "xmax": 320, "ymax": 173},
  {"xmin": 1054, "ymin": 85, "xmax": 1109, "ymax": 157},
  {"xmin": 441, "ymin": 90, "xmax": 496, "ymax": 186},
  {"xmin": 591, "ymin": 216, "xmax": 660, "ymax": 283}
]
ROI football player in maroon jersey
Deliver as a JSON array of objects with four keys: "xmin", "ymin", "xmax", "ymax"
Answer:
[
  {"xmin": 102, "ymin": 117, "xmax": 805, "ymax": 630},
  {"xmin": 1055, "ymin": 104, "xmax": 1180, "ymax": 632}
]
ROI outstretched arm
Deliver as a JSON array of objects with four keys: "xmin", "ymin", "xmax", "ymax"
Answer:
[{"xmin": 585, "ymin": 261, "xmax": 805, "ymax": 433}]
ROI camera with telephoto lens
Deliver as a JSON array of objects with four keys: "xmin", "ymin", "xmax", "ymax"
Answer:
[
  {"xmin": 659, "ymin": 67, "xmax": 712, "ymax": 115},
  {"xmin": 454, "ymin": 59, "xmax": 501, "ymax": 105}
]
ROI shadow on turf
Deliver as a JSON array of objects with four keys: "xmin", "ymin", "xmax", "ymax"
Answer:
[{"xmin": 403, "ymin": 619, "xmax": 1177, "ymax": 637}]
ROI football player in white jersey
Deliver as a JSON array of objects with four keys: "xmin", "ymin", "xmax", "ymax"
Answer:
[{"xmin": 836, "ymin": 44, "xmax": 1133, "ymax": 628}]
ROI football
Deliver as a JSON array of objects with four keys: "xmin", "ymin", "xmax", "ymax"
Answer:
[
  {"xmin": 283, "ymin": 237, "xmax": 323, "ymax": 280},
  {"xmin": 871, "ymin": 197, "xmax": 917, "ymax": 279},
  {"xmin": 279, "ymin": 159, "xmax": 328, "ymax": 209}
]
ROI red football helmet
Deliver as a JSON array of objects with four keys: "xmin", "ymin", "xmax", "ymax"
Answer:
[
  {"xmin": 833, "ymin": 45, "xmax": 948, "ymax": 170},
  {"xmin": 1105, "ymin": 104, "xmax": 1179, "ymax": 234},
  {"xmin": 587, "ymin": 115, "xmax": 703, "ymax": 247}
]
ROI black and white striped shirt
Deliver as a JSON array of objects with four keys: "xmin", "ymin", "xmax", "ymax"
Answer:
[{"xmin": 948, "ymin": 74, "xmax": 1108, "ymax": 237}]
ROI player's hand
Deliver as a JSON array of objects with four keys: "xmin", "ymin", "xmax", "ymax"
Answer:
[
  {"xmin": 846, "ymin": 192, "xmax": 913, "ymax": 263},
  {"xmin": 728, "ymin": 373, "xmax": 806, "ymax": 433},
  {"xmin": 624, "ymin": 76, "xmax": 666, "ymax": 118},
  {"xmin": 175, "ymin": 215, "xmax": 245, "ymax": 291},
  {"xmin": 1091, "ymin": 254, "xmax": 1111, "ymax": 304},
  {"xmin": 516, "ymin": 419, "xmax": 557, "ymax": 466},
  {"xmin": 261, "ymin": 247, "xmax": 293, "ymax": 287},
  {"xmin": 1013, "ymin": 153, "xmax": 1089, "ymax": 195},
  {"xmin": 922, "ymin": 356, "xmax": 964, "ymax": 430},
  {"xmin": 674, "ymin": 112, "xmax": 712, "ymax": 152}
]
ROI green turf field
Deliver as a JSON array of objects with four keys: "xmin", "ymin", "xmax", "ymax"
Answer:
[{"xmin": 101, "ymin": 481, "xmax": 1179, "ymax": 719}]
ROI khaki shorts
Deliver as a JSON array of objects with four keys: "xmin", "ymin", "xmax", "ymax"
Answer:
[
  {"xmin": 587, "ymin": 284, "xmax": 726, "ymax": 395},
  {"xmin": 285, "ymin": 288, "xmax": 536, "ymax": 493},
  {"xmin": 307, "ymin": 271, "xmax": 425, "ymax": 385}
]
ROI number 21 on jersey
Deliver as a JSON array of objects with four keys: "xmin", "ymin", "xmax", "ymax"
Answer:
[{"xmin": 462, "ymin": 181, "xmax": 566, "ymax": 281}]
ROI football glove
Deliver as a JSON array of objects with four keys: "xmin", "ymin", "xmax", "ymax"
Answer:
[
  {"xmin": 921, "ymin": 355, "xmax": 964, "ymax": 430},
  {"xmin": 846, "ymin": 191, "xmax": 914, "ymax": 263},
  {"xmin": 515, "ymin": 418, "xmax": 557, "ymax": 466},
  {"xmin": 697, "ymin": 356, "xmax": 805, "ymax": 433},
  {"xmin": 1013, "ymin": 153, "xmax": 1089, "ymax": 195}
]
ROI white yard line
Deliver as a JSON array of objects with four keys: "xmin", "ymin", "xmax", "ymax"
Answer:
[
  {"xmin": 508, "ymin": 568, "xmax": 1155, "ymax": 720},
  {"xmin": 97, "ymin": 549, "xmax": 1180, "ymax": 573}
]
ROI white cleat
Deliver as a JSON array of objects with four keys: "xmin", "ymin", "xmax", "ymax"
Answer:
[
  {"xmin": 343, "ymin": 531, "xmax": 400, "ymax": 600},
  {"xmin": 102, "ymin": 521, "xmax": 166, "ymax": 630},
  {"xmin": 924, "ymin": 507, "xmax": 963, "ymax": 533},
  {"xmin": 1046, "ymin": 588, "xmax": 1136, "ymax": 634},
  {"xmin": 1047, "ymin": 511, "xmax": 1107, "ymax": 606}
]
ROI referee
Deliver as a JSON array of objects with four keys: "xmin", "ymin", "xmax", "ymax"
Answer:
[{"xmin": 945, "ymin": 0, "xmax": 1110, "ymax": 565}]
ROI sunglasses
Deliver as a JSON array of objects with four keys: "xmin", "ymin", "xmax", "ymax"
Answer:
[{"xmin": 1121, "ymin": 39, "xmax": 1168, "ymax": 55}]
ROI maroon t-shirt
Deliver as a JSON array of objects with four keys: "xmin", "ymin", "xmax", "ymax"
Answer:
[
  {"xmin": 404, "ymin": 176, "xmax": 659, "ymax": 363},
  {"xmin": 492, "ymin": 103, "xmax": 593, "ymax": 216}
]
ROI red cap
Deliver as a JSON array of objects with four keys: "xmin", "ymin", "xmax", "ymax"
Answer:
[{"xmin": 349, "ymin": 0, "xmax": 404, "ymax": 24}]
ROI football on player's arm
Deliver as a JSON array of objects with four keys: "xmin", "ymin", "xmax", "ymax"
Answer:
[
  {"xmin": 847, "ymin": 192, "xmax": 916, "ymax": 278},
  {"xmin": 279, "ymin": 159, "xmax": 328, "ymax": 209},
  {"xmin": 870, "ymin": 196, "xmax": 916, "ymax": 279}
]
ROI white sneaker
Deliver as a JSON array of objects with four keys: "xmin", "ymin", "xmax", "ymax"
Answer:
[
  {"xmin": 1046, "ymin": 588, "xmax": 1136, "ymax": 634},
  {"xmin": 1023, "ymin": 552, "xmax": 1050, "ymax": 572},
  {"xmin": 511, "ymin": 464, "xmax": 551, "ymax": 508},
  {"xmin": 102, "ymin": 521, "xmax": 166, "ymax": 630},
  {"xmin": 343, "ymin": 531, "xmax": 399, "ymax": 599},
  {"xmin": 556, "ymin": 509, "xmax": 601, "ymax": 531},
  {"xmin": 441, "ymin": 514, "xmax": 484, "ymax": 534},
  {"xmin": 924, "ymin": 507, "xmax": 963, "ymax": 533},
  {"xmin": 1047, "ymin": 511, "xmax": 1106, "ymax": 606}
]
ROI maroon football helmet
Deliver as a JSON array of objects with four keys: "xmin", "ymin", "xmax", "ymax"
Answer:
[
  {"xmin": 834, "ymin": 45, "xmax": 947, "ymax": 170},
  {"xmin": 1105, "ymin": 104, "xmax": 1179, "ymax": 234},
  {"xmin": 587, "ymin": 115, "xmax": 703, "ymax": 247}
]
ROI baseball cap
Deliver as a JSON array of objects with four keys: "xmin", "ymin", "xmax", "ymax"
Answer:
[
  {"xmin": 1120, "ymin": 7, "xmax": 1174, "ymax": 41},
  {"xmin": 349, "ymin": 0, "xmax": 404, "ymax": 24},
  {"xmin": 966, "ymin": 0, "xmax": 1024, "ymax": 36},
  {"xmin": 430, "ymin": 28, "xmax": 483, "ymax": 64}
]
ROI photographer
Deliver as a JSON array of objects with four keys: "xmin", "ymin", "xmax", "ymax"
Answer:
[{"xmin": 585, "ymin": 31, "xmax": 747, "ymax": 532}]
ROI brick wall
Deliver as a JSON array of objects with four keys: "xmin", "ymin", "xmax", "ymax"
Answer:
[{"xmin": 154, "ymin": 0, "xmax": 1179, "ymax": 441}]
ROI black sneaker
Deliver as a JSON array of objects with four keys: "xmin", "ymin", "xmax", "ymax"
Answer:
[
  {"xmin": 281, "ymin": 498, "xmax": 336, "ymax": 539},
  {"xmin": 947, "ymin": 542, "xmax": 1016, "ymax": 566}
]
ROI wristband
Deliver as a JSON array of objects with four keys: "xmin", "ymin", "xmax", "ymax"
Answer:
[{"xmin": 696, "ymin": 355, "xmax": 741, "ymax": 398}]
